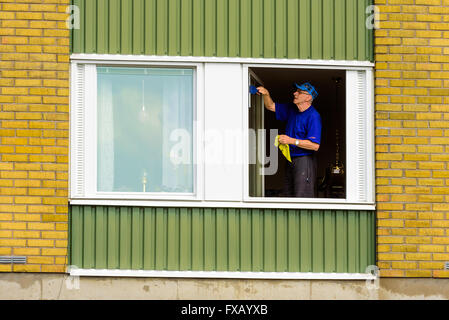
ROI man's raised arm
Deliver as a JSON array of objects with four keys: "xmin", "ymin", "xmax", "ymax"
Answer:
[{"xmin": 257, "ymin": 87, "xmax": 275, "ymax": 112}]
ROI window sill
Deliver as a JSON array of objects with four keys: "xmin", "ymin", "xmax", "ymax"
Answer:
[{"xmin": 69, "ymin": 198, "xmax": 375, "ymax": 211}]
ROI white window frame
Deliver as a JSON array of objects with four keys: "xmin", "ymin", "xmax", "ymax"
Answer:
[
  {"xmin": 70, "ymin": 60, "xmax": 204, "ymax": 202},
  {"xmin": 70, "ymin": 54, "xmax": 375, "ymax": 211},
  {"xmin": 242, "ymin": 64, "xmax": 375, "ymax": 206}
]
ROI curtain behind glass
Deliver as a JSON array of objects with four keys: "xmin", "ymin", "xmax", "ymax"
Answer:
[
  {"xmin": 97, "ymin": 76, "xmax": 114, "ymax": 191},
  {"xmin": 97, "ymin": 67, "xmax": 194, "ymax": 193}
]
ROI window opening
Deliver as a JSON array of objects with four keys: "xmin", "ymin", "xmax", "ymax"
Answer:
[{"xmin": 248, "ymin": 67, "xmax": 346, "ymax": 199}]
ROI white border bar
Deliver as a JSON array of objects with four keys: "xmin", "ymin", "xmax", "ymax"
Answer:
[
  {"xmin": 69, "ymin": 268, "xmax": 376, "ymax": 280},
  {"xmin": 70, "ymin": 54, "xmax": 374, "ymax": 69},
  {"xmin": 69, "ymin": 199, "xmax": 375, "ymax": 211}
]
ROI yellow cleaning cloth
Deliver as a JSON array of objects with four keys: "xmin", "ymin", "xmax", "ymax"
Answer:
[{"xmin": 274, "ymin": 135, "xmax": 292, "ymax": 162}]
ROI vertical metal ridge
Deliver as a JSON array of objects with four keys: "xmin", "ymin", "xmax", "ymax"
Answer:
[
  {"xmin": 226, "ymin": 0, "xmax": 230, "ymax": 57},
  {"xmin": 190, "ymin": 0, "xmax": 194, "ymax": 56},
  {"xmin": 68, "ymin": 204, "xmax": 72, "ymax": 266},
  {"xmin": 285, "ymin": 209, "xmax": 290, "ymax": 271},
  {"xmin": 228, "ymin": 207, "xmax": 238, "ymax": 271},
  {"xmin": 164, "ymin": 207, "xmax": 169, "ymax": 270},
  {"xmin": 238, "ymin": 208, "xmax": 242, "ymax": 271},
  {"xmin": 80, "ymin": 206, "xmax": 86, "ymax": 268},
  {"xmin": 132, "ymin": 0, "xmax": 143, "ymax": 54},
  {"xmin": 84, "ymin": 0, "xmax": 96, "ymax": 53},
  {"xmin": 141, "ymin": 207, "xmax": 145, "ymax": 269},
  {"xmin": 81, "ymin": 0, "xmax": 86, "ymax": 53},
  {"xmin": 155, "ymin": 0, "xmax": 160, "ymax": 55},
  {"xmin": 344, "ymin": 209, "xmax": 349, "ymax": 273},
  {"xmin": 297, "ymin": 209, "xmax": 301, "ymax": 271},
  {"xmin": 356, "ymin": 0, "xmax": 365, "ymax": 61},
  {"xmin": 310, "ymin": 209, "xmax": 314, "ymax": 272},
  {"xmin": 92, "ymin": 206, "xmax": 97, "ymax": 268},
  {"xmin": 189, "ymin": 207, "xmax": 194, "ymax": 270},
  {"xmin": 355, "ymin": 0, "xmax": 360, "ymax": 60},
  {"xmin": 345, "ymin": 0, "xmax": 349, "ymax": 59},
  {"xmin": 296, "ymin": 0, "xmax": 300, "ymax": 58},
  {"xmin": 131, "ymin": 0, "xmax": 134, "ymax": 53},
  {"xmin": 200, "ymin": 0, "xmax": 205, "ymax": 56},
  {"xmin": 105, "ymin": 206, "xmax": 109, "ymax": 269}
]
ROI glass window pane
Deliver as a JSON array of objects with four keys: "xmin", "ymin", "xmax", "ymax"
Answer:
[{"xmin": 97, "ymin": 67, "xmax": 194, "ymax": 193}]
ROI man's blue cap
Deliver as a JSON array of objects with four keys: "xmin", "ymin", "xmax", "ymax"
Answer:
[{"xmin": 294, "ymin": 82, "xmax": 318, "ymax": 100}]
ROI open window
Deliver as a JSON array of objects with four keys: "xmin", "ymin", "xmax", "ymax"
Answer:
[{"xmin": 246, "ymin": 66, "xmax": 373, "ymax": 204}]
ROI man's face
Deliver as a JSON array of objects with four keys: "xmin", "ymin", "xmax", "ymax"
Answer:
[{"xmin": 293, "ymin": 89, "xmax": 312, "ymax": 105}]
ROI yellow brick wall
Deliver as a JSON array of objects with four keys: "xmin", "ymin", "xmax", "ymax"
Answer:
[
  {"xmin": 0, "ymin": 0, "xmax": 69, "ymax": 272},
  {"xmin": 375, "ymin": 0, "xmax": 449, "ymax": 278}
]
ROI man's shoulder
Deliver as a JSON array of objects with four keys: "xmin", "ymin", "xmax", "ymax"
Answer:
[
  {"xmin": 277, "ymin": 102, "xmax": 295, "ymax": 109},
  {"xmin": 309, "ymin": 106, "xmax": 321, "ymax": 118},
  {"xmin": 276, "ymin": 102, "xmax": 295, "ymax": 115}
]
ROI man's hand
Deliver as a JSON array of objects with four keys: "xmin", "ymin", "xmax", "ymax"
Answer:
[
  {"xmin": 256, "ymin": 86, "xmax": 269, "ymax": 96},
  {"xmin": 279, "ymin": 135, "xmax": 294, "ymax": 145}
]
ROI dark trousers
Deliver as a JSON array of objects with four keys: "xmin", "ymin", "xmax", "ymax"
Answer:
[{"xmin": 282, "ymin": 154, "xmax": 317, "ymax": 198}]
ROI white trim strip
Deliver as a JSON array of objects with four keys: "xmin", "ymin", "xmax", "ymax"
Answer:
[
  {"xmin": 70, "ymin": 54, "xmax": 374, "ymax": 69},
  {"xmin": 68, "ymin": 268, "xmax": 376, "ymax": 280},
  {"xmin": 69, "ymin": 199, "xmax": 376, "ymax": 211}
]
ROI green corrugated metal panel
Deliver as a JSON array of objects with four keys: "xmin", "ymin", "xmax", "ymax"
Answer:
[
  {"xmin": 70, "ymin": 0, "xmax": 374, "ymax": 61},
  {"xmin": 69, "ymin": 206, "xmax": 376, "ymax": 273}
]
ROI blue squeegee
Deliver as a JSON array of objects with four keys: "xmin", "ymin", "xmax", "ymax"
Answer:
[{"xmin": 249, "ymin": 85, "xmax": 259, "ymax": 95}]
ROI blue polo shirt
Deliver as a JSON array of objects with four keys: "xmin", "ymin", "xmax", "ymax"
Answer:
[{"xmin": 275, "ymin": 103, "xmax": 322, "ymax": 157}]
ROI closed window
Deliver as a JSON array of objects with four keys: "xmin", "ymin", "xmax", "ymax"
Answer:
[
  {"xmin": 97, "ymin": 67, "xmax": 194, "ymax": 194},
  {"xmin": 71, "ymin": 63, "xmax": 199, "ymax": 200}
]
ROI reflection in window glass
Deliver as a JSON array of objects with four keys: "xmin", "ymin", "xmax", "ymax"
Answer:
[{"xmin": 97, "ymin": 67, "xmax": 194, "ymax": 193}]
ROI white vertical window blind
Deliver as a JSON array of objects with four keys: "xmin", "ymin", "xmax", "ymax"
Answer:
[
  {"xmin": 346, "ymin": 70, "xmax": 370, "ymax": 203},
  {"xmin": 71, "ymin": 63, "xmax": 86, "ymax": 198}
]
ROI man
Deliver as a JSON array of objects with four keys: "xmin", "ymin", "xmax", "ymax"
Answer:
[{"xmin": 257, "ymin": 83, "xmax": 322, "ymax": 198}]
